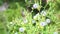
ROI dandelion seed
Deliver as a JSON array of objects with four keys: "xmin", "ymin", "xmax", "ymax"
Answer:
[
  {"xmin": 45, "ymin": 19, "xmax": 51, "ymax": 23},
  {"xmin": 40, "ymin": 22, "xmax": 47, "ymax": 26},
  {"xmin": 19, "ymin": 27, "xmax": 25, "ymax": 32},
  {"xmin": 33, "ymin": 3, "xmax": 39, "ymax": 9},
  {"xmin": 41, "ymin": 10, "xmax": 47, "ymax": 16},
  {"xmin": 54, "ymin": 32, "xmax": 58, "ymax": 34}
]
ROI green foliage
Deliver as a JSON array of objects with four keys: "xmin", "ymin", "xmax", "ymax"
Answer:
[
  {"xmin": 0, "ymin": 0, "xmax": 4, "ymax": 5},
  {"xmin": 0, "ymin": 0, "xmax": 60, "ymax": 34}
]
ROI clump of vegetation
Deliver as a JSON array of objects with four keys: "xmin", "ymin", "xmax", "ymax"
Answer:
[{"xmin": 0, "ymin": 0, "xmax": 60, "ymax": 34}]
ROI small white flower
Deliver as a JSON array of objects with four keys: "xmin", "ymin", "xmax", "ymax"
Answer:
[
  {"xmin": 33, "ymin": 3, "xmax": 39, "ymax": 9},
  {"xmin": 40, "ymin": 22, "xmax": 47, "ymax": 26},
  {"xmin": 45, "ymin": 19, "xmax": 51, "ymax": 23},
  {"xmin": 54, "ymin": 32, "xmax": 58, "ymax": 34},
  {"xmin": 32, "ymin": 20, "xmax": 36, "ymax": 23},
  {"xmin": 41, "ymin": 10, "xmax": 47, "ymax": 16},
  {"xmin": 15, "ymin": 32, "xmax": 18, "ymax": 34},
  {"xmin": 23, "ymin": 19, "xmax": 28, "ymax": 23},
  {"xmin": 33, "ymin": 13, "xmax": 39, "ymax": 19},
  {"xmin": 19, "ymin": 27, "xmax": 25, "ymax": 32}
]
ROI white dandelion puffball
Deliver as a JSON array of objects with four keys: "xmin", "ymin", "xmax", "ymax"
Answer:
[
  {"xmin": 41, "ymin": 10, "xmax": 47, "ymax": 16},
  {"xmin": 33, "ymin": 3, "xmax": 39, "ymax": 9},
  {"xmin": 45, "ymin": 19, "xmax": 51, "ymax": 23},
  {"xmin": 40, "ymin": 22, "xmax": 47, "ymax": 26},
  {"xmin": 54, "ymin": 32, "xmax": 58, "ymax": 34},
  {"xmin": 19, "ymin": 27, "xmax": 25, "ymax": 32},
  {"xmin": 23, "ymin": 19, "xmax": 28, "ymax": 23}
]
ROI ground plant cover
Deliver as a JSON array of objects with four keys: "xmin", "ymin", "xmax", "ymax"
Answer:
[{"xmin": 0, "ymin": 0, "xmax": 60, "ymax": 34}]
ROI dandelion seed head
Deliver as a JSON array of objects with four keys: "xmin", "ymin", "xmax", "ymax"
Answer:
[
  {"xmin": 40, "ymin": 22, "xmax": 47, "ymax": 26},
  {"xmin": 33, "ymin": 3, "xmax": 39, "ymax": 9},
  {"xmin": 46, "ymin": 19, "xmax": 51, "ymax": 23},
  {"xmin": 19, "ymin": 27, "xmax": 25, "ymax": 32}
]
